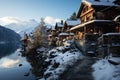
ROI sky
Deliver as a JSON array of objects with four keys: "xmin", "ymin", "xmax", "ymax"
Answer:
[{"xmin": 0, "ymin": 0, "xmax": 82, "ymax": 23}]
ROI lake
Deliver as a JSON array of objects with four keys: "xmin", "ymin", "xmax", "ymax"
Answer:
[{"xmin": 0, "ymin": 43, "xmax": 35, "ymax": 80}]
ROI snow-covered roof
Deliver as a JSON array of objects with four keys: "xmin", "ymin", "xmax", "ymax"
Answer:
[
  {"xmin": 66, "ymin": 19, "xmax": 80, "ymax": 26},
  {"xmin": 103, "ymin": 33, "xmax": 120, "ymax": 36},
  {"xmin": 56, "ymin": 22, "xmax": 64, "ymax": 27},
  {"xmin": 98, "ymin": 33, "xmax": 120, "ymax": 41},
  {"xmin": 70, "ymin": 20, "xmax": 114, "ymax": 31},
  {"xmin": 108, "ymin": 57, "xmax": 120, "ymax": 64},
  {"xmin": 45, "ymin": 24, "xmax": 52, "ymax": 28},
  {"xmin": 69, "ymin": 33, "xmax": 74, "ymax": 35},
  {"xmin": 114, "ymin": 15, "xmax": 120, "ymax": 22},
  {"xmin": 48, "ymin": 34, "xmax": 52, "ymax": 36},
  {"xmin": 59, "ymin": 33, "xmax": 69, "ymax": 36},
  {"xmin": 82, "ymin": 0, "xmax": 118, "ymax": 6},
  {"xmin": 51, "ymin": 26, "xmax": 56, "ymax": 30}
]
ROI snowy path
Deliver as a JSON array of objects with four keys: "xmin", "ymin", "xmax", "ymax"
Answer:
[{"xmin": 60, "ymin": 57, "xmax": 97, "ymax": 80}]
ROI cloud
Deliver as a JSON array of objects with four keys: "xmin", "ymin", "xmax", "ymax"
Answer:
[
  {"xmin": 44, "ymin": 16, "xmax": 61, "ymax": 26},
  {"xmin": 0, "ymin": 58, "xmax": 20, "ymax": 68},
  {"xmin": 0, "ymin": 16, "xmax": 23, "ymax": 25},
  {"xmin": 0, "ymin": 16, "xmax": 61, "ymax": 26}
]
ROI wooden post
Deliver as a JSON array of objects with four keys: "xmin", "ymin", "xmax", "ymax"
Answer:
[{"xmin": 83, "ymin": 25, "xmax": 86, "ymax": 55}]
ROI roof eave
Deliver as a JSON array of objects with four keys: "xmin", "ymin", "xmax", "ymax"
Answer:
[{"xmin": 70, "ymin": 20, "xmax": 116, "ymax": 31}]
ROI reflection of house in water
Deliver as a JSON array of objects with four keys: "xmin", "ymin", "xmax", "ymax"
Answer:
[{"xmin": 69, "ymin": 0, "xmax": 120, "ymax": 56}]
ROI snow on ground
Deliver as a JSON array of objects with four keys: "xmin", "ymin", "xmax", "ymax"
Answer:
[
  {"xmin": 92, "ymin": 58, "xmax": 120, "ymax": 80},
  {"xmin": 38, "ymin": 43, "xmax": 84, "ymax": 80}
]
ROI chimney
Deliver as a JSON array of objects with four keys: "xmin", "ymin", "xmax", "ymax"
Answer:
[{"xmin": 61, "ymin": 20, "xmax": 63, "ymax": 25}]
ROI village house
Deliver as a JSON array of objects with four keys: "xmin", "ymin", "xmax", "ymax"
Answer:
[
  {"xmin": 63, "ymin": 19, "xmax": 80, "ymax": 39},
  {"xmin": 47, "ymin": 21, "xmax": 64, "ymax": 47},
  {"xmin": 47, "ymin": 26, "xmax": 57, "ymax": 46},
  {"xmin": 55, "ymin": 20, "xmax": 64, "ymax": 35},
  {"xmin": 48, "ymin": 17, "xmax": 80, "ymax": 46},
  {"xmin": 56, "ymin": 18, "xmax": 80, "ymax": 46},
  {"xmin": 21, "ymin": 32, "xmax": 34, "ymax": 53},
  {"xmin": 69, "ymin": 0, "xmax": 120, "ymax": 56},
  {"xmin": 63, "ymin": 12, "xmax": 80, "ymax": 32}
]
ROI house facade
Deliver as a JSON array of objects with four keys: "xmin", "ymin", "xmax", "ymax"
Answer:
[
  {"xmin": 55, "ymin": 20, "xmax": 64, "ymax": 35},
  {"xmin": 71, "ymin": 0, "xmax": 120, "ymax": 37},
  {"xmin": 70, "ymin": 0, "xmax": 120, "ymax": 55}
]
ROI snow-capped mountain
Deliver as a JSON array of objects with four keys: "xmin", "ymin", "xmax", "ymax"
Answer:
[
  {"xmin": 0, "ymin": 17, "xmax": 39, "ymax": 36},
  {"xmin": 5, "ymin": 19, "xmax": 39, "ymax": 36},
  {"xmin": 0, "ymin": 16, "xmax": 60, "ymax": 36}
]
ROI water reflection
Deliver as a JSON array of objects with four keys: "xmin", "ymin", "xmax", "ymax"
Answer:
[
  {"xmin": 0, "ymin": 43, "xmax": 35, "ymax": 80},
  {"xmin": 0, "ymin": 58, "xmax": 20, "ymax": 68},
  {"xmin": 24, "ymin": 50, "xmax": 46, "ymax": 79},
  {"xmin": 0, "ymin": 43, "xmax": 19, "ymax": 58}
]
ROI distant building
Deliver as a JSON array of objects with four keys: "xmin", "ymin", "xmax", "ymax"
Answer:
[
  {"xmin": 55, "ymin": 20, "xmax": 64, "ymax": 35},
  {"xmin": 64, "ymin": 19, "xmax": 80, "ymax": 32}
]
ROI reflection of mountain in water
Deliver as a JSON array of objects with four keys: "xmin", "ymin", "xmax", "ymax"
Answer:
[
  {"xmin": 0, "ymin": 25, "xmax": 21, "ymax": 58},
  {"xmin": 0, "ymin": 43, "xmax": 20, "ymax": 58}
]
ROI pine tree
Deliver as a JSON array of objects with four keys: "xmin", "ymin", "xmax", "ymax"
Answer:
[
  {"xmin": 32, "ymin": 25, "xmax": 42, "ymax": 47},
  {"xmin": 40, "ymin": 18, "xmax": 46, "ymax": 35},
  {"xmin": 70, "ymin": 12, "xmax": 77, "ymax": 20},
  {"xmin": 32, "ymin": 18, "xmax": 47, "ymax": 47}
]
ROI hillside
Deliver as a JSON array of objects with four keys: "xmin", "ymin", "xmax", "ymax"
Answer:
[{"xmin": 0, "ymin": 25, "xmax": 21, "ymax": 43}]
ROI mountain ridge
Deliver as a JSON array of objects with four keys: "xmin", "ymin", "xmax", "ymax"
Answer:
[{"xmin": 0, "ymin": 25, "xmax": 21, "ymax": 43}]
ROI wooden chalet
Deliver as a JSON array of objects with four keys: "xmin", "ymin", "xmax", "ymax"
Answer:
[
  {"xmin": 47, "ymin": 26, "xmax": 55, "ymax": 40},
  {"xmin": 70, "ymin": 0, "xmax": 120, "ymax": 55},
  {"xmin": 47, "ymin": 26, "xmax": 58, "ymax": 46},
  {"xmin": 71, "ymin": 0, "xmax": 120, "ymax": 35},
  {"xmin": 64, "ymin": 19, "xmax": 80, "ymax": 32},
  {"xmin": 55, "ymin": 20, "xmax": 64, "ymax": 35},
  {"xmin": 50, "ymin": 26, "xmax": 56, "ymax": 36}
]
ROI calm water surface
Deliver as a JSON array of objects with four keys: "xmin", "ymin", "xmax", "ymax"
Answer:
[{"xmin": 0, "ymin": 43, "xmax": 35, "ymax": 80}]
